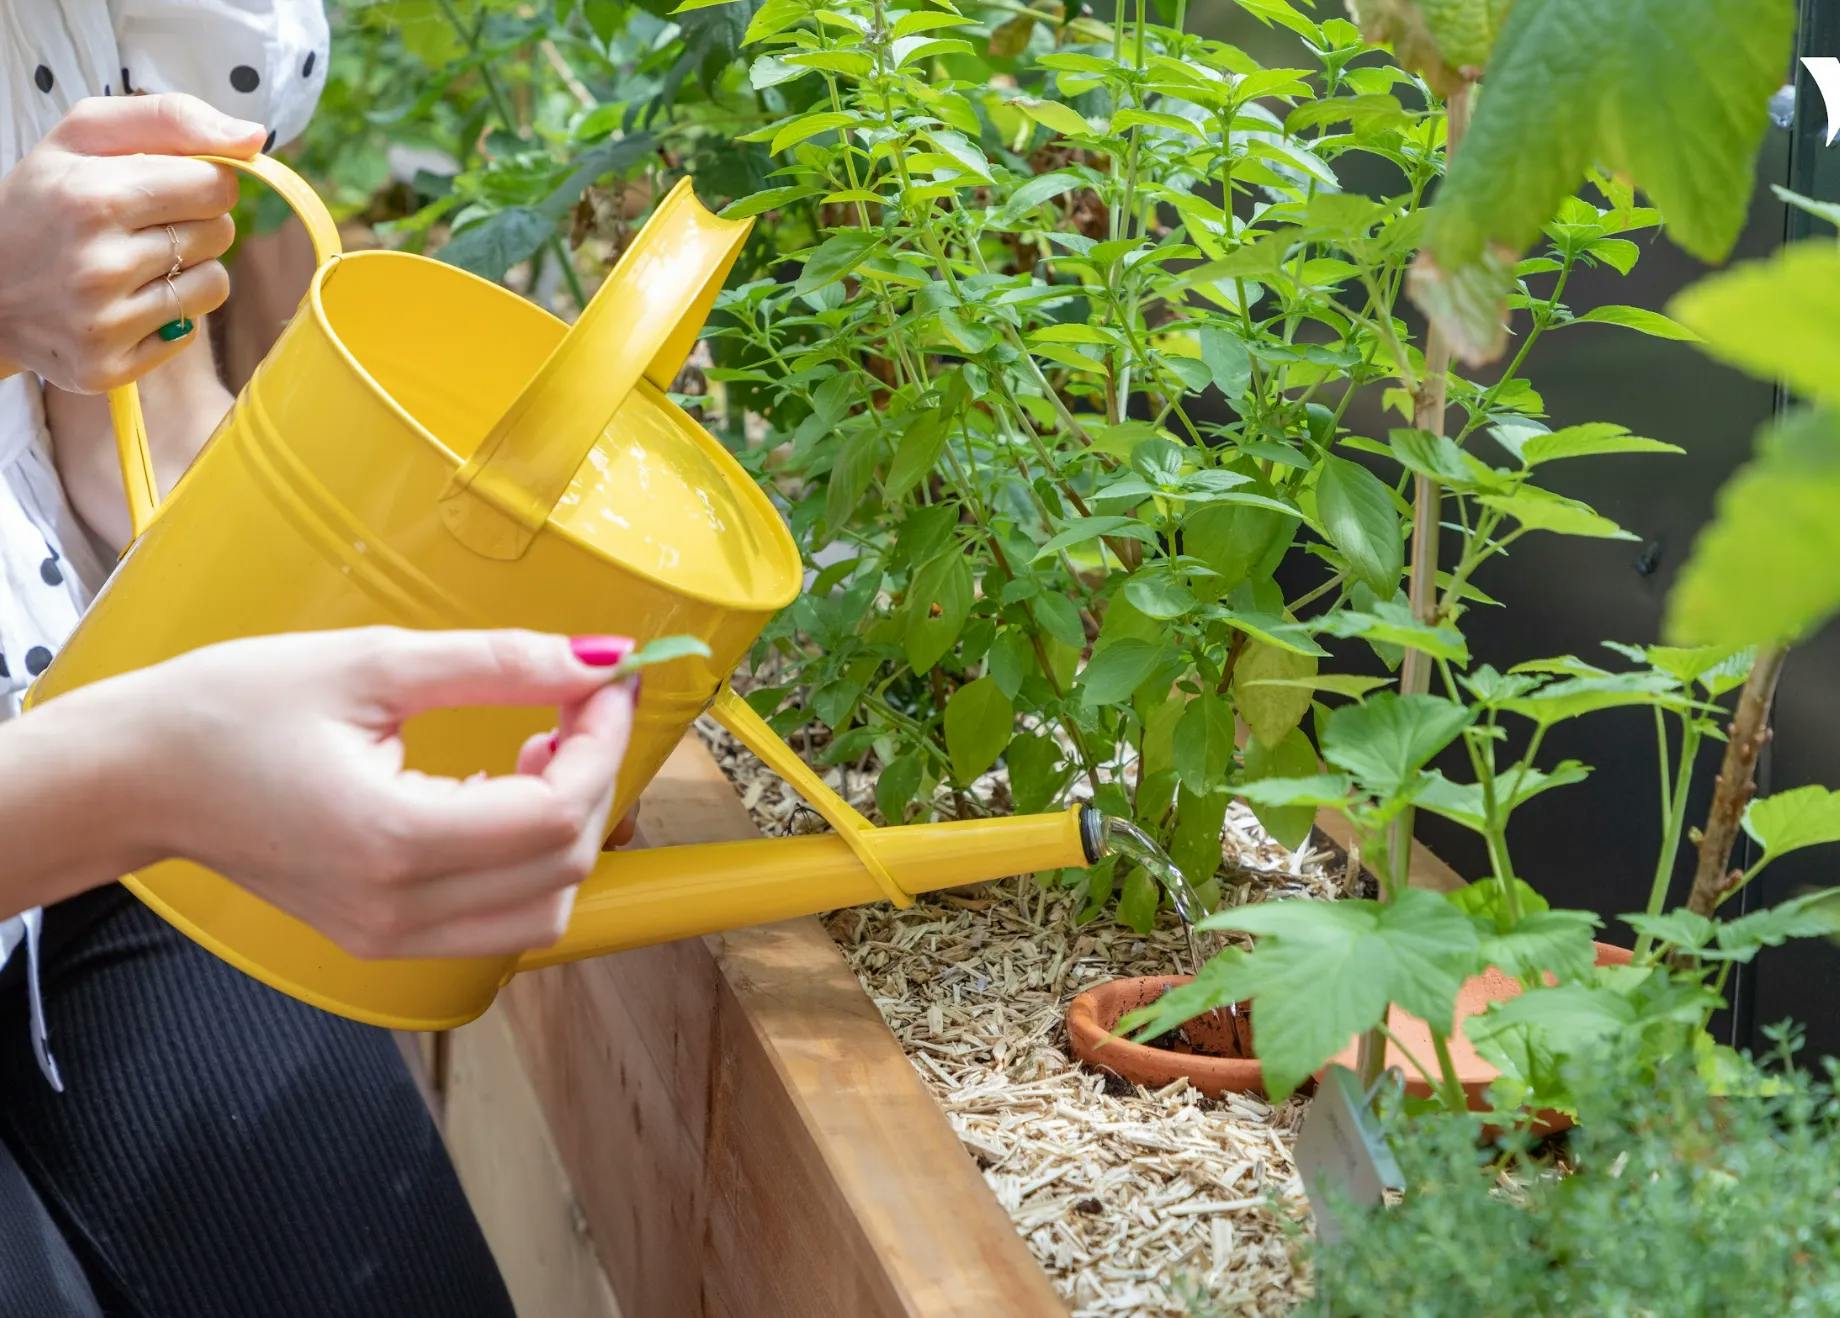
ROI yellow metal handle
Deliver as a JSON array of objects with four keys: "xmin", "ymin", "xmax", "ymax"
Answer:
[
  {"xmin": 438, "ymin": 176, "xmax": 753, "ymax": 561},
  {"xmin": 708, "ymin": 685, "xmax": 913, "ymax": 908},
  {"xmin": 107, "ymin": 153, "xmax": 343, "ymax": 545}
]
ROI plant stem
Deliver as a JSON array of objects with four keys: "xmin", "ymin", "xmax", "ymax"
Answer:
[
  {"xmin": 1360, "ymin": 83, "xmax": 1470, "ymax": 1092},
  {"xmin": 1685, "ymin": 646, "xmax": 1788, "ymax": 918},
  {"xmin": 1429, "ymin": 1030, "xmax": 1467, "ymax": 1114},
  {"xmin": 1633, "ymin": 715, "xmax": 1703, "ymax": 961}
]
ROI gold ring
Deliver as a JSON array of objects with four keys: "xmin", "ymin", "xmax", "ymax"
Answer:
[
  {"xmin": 165, "ymin": 224, "xmax": 184, "ymax": 280},
  {"xmin": 157, "ymin": 274, "xmax": 192, "ymax": 343}
]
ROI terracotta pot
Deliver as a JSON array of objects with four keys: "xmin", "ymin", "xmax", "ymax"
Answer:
[
  {"xmin": 1068, "ymin": 944, "xmax": 1634, "ymax": 1121},
  {"xmin": 1065, "ymin": 975, "xmax": 1266, "ymax": 1097},
  {"xmin": 1322, "ymin": 941, "xmax": 1633, "ymax": 1134}
]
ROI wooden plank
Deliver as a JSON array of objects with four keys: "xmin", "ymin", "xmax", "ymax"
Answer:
[
  {"xmin": 503, "ymin": 735, "xmax": 1065, "ymax": 1317},
  {"xmin": 443, "ymin": 1006, "xmax": 623, "ymax": 1318}
]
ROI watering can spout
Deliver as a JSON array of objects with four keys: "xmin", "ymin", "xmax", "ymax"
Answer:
[{"xmin": 514, "ymin": 803, "xmax": 1105, "ymax": 972}]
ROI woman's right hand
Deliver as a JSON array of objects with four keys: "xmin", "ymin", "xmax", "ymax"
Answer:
[
  {"xmin": 0, "ymin": 94, "xmax": 263, "ymax": 393},
  {"xmin": 79, "ymin": 627, "xmax": 638, "ymax": 959}
]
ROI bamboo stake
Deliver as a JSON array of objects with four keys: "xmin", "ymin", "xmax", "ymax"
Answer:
[{"xmin": 1358, "ymin": 84, "xmax": 1472, "ymax": 1091}]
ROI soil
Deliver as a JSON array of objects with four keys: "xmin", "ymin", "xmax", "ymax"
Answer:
[{"xmin": 694, "ymin": 713, "xmax": 1336, "ymax": 1315}]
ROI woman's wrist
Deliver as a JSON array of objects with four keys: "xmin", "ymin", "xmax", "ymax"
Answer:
[{"xmin": 0, "ymin": 682, "xmax": 167, "ymax": 915}]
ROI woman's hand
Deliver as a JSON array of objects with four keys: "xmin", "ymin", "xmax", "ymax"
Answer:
[
  {"xmin": 61, "ymin": 627, "xmax": 640, "ymax": 960},
  {"xmin": 0, "ymin": 94, "xmax": 263, "ymax": 393}
]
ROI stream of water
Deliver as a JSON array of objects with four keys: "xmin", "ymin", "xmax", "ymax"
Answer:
[{"xmin": 1097, "ymin": 816, "xmax": 1215, "ymax": 979}]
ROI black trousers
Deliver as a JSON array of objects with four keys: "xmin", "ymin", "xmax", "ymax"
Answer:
[{"xmin": 0, "ymin": 885, "xmax": 515, "ymax": 1317}]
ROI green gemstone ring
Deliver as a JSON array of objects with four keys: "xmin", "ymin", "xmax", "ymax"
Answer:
[{"xmin": 157, "ymin": 318, "xmax": 195, "ymax": 343}]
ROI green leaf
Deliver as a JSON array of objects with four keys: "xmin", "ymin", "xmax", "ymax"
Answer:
[
  {"xmin": 1713, "ymin": 887, "xmax": 1840, "ymax": 961},
  {"xmin": 1000, "ymin": 171, "xmax": 1087, "ymax": 222},
  {"xmin": 1316, "ymin": 456, "xmax": 1402, "ymax": 594},
  {"xmin": 1478, "ymin": 909, "xmax": 1602, "ymax": 983},
  {"xmin": 1243, "ymin": 674, "xmax": 1393, "ymax": 700},
  {"xmin": 1236, "ymin": 774, "xmax": 1356, "ymax": 809},
  {"xmin": 1314, "ymin": 600, "xmax": 1471, "ymax": 665},
  {"xmin": 1233, "ymin": 639, "xmax": 1316, "ymax": 746},
  {"xmin": 1198, "ymin": 326, "xmax": 1252, "ymax": 399},
  {"xmin": 1566, "ymin": 304, "xmax": 1700, "ymax": 342},
  {"xmin": 1172, "ymin": 785, "xmax": 1233, "ymax": 889},
  {"xmin": 1173, "ymin": 693, "xmax": 1236, "ymax": 796},
  {"xmin": 1389, "ymin": 427, "xmax": 1480, "ymax": 487},
  {"xmin": 1414, "ymin": 761, "xmax": 1590, "ymax": 831},
  {"xmin": 1669, "ymin": 242, "xmax": 1840, "ymax": 410},
  {"xmin": 1183, "ymin": 498, "xmax": 1295, "ymax": 598},
  {"xmin": 1015, "ymin": 98, "xmax": 1092, "ymax": 137},
  {"xmin": 1425, "ymin": 0, "xmax": 1793, "ymax": 276},
  {"xmin": 904, "ymin": 551, "xmax": 973, "ymax": 672},
  {"xmin": 606, "ymin": 634, "xmax": 714, "ymax": 680},
  {"xmin": 1242, "ymin": 728, "xmax": 1319, "ymax": 850},
  {"xmin": 1623, "ymin": 909, "xmax": 1715, "ymax": 954},
  {"xmin": 944, "ymin": 677, "xmax": 1014, "ymax": 784},
  {"xmin": 1112, "ymin": 108, "xmax": 1206, "ymax": 139},
  {"xmin": 1499, "ymin": 672, "xmax": 1680, "ymax": 726},
  {"xmin": 893, "ymin": 10, "xmax": 976, "ymax": 36},
  {"xmin": 1517, "ymin": 422, "xmax": 1684, "ymax": 466},
  {"xmin": 1203, "ymin": 890, "xmax": 1481, "ymax": 1100},
  {"xmin": 1117, "ymin": 949, "xmax": 1254, "ymax": 1044},
  {"xmin": 1347, "ymin": 0, "xmax": 1512, "ymax": 96},
  {"xmin": 825, "ymin": 431, "xmax": 880, "ymax": 531},
  {"xmin": 1667, "ymin": 408, "xmax": 1840, "ymax": 645},
  {"xmin": 1744, "ymin": 786, "xmax": 1840, "ymax": 864},
  {"xmin": 885, "ymin": 374, "xmax": 968, "ymax": 500},
  {"xmin": 1320, "ymin": 694, "xmax": 1471, "ymax": 800},
  {"xmin": 1117, "ymin": 866, "xmax": 1160, "ymax": 933},
  {"xmin": 438, "ymin": 207, "xmax": 551, "ymax": 283},
  {"xmin": 770, "ymin": 110, "xmax": 858, "ymax": 154},
  {"xmin": 1477, "ymin": 487, "xmax": 1635, "ymax": 540},
  {"xmin": 875, "ymin": 752, "xmax": 925, "ymax": 823},
  {"xmin": 795, "ymin": 230, "xmax": 882, "ymax": 296},
  {"xmin": 1006, "ymin": 731, "xmax": 1067, "ymax": 815},
  {"xmin": 721, "ymin": 184, "xmax": 823, "ymax": 218},
  {"xmin": 1078, "ymin": 639, "xmax": 1165, "ymax": 709},
  {"xmin": 1772, "ymin": 183, "xmax": 1840, "ymax": 232},
  {"xmin": 1034, "ymin": 516, "xmax": 1157, "ymax": 560},
  {"xmin": 1122, "ymin": 573, "xmax": 1198, "ymax": 620}
]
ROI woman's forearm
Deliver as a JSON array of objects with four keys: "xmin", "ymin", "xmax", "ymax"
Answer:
[{"xmin": 0, "ymin": 688, "xmax": 153, "ymax": 919}]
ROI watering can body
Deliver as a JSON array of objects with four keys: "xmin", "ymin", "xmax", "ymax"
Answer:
[{"xmin": 25, "ymin": 157, "xmax": 1098, "ymax": 1030}]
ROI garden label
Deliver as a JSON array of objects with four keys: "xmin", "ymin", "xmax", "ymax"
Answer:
[{"xmin": 1295, "ymin": 1065, "xmax": 1403, "ymax": 1244}]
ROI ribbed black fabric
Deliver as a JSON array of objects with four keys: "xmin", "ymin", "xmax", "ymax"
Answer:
[
  {"xmin": 0, "ymin": 1133, "xmax": 101, "ymax": 1316},
  {"xmin": 0, "ymin": 885, "xmax": 514, "ymax": 1318}
]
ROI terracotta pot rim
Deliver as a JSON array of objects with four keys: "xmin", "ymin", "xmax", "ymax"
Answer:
[{"xmin": 1065, "ymin": 974, "xmax": 1266, "ymax": 1098}]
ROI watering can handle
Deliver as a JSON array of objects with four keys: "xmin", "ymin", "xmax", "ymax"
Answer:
[
  {"xmin": 107, "ymin": 153, "xmax": 343, "ymax": 543},
  {"xmin": 438, "ymin": 177, "xmax": 754, "ymax": 561},
  {"xmin": 708, "ymin": 685, "xmax": 913, "ymax": 909}
]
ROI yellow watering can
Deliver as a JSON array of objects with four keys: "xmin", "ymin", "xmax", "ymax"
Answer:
[{"xmin": 25, "ymin": 154, "xmax": 1101, "ymax": 1031}]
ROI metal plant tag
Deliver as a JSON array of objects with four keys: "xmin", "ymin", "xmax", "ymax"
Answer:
[{"xmin": 1295, "ymin": 1064, "xmax": 1404, "ymax": 1244}]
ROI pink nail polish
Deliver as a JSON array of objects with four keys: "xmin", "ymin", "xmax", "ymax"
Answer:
[
  {"xmin": 546, "ymin": 733, "xmax": 559, "ymax": 754},
  {"xmin": 570, "ymin": 635, "xmax": 635, "ymax": 667}
]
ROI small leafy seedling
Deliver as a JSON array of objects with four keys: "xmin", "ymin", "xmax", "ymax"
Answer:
[{"xmin": 606, "ymin": 635, "xmax": 713, "ymax": 681}]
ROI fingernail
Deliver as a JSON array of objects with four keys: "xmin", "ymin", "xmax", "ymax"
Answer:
[
  {"xmin": 546, "ymin": 733, "xmax": 559, "ymax": 754},
  {"xmin": 570, "ymin": 635, "xmax": 635, "ymax": 667}
]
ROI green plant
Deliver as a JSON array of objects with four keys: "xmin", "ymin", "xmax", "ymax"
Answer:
[
  {"xmin": 1120, "ymin": 0, "xmax": 1840, "ymax": 1129},
  {"xmin": 703, "ymin": 0, "xmax": 1564, "ymax": 927},
  {"xmin": 1302, "ymin": 1042, "xmax": 1840, "ymax": 1316}
]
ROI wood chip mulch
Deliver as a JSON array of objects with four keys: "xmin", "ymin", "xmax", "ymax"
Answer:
[{"xmin": 696, "ymin": 715, "xmax": 1335, "ymax": 1315}]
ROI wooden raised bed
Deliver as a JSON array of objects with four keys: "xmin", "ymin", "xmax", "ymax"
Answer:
[{"xmin": 436, "ymin": 734, "xmax": 1066, "ymax": 1316}]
